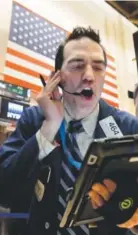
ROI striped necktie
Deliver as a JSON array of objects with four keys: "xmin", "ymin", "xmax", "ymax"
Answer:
[
  {"xmin": 57, "ymin": 120, "xmax": 90, "ymax": 235},
  {"xmin": 66, "ymin": 120, "xmax": 84, "ymax": 164}
]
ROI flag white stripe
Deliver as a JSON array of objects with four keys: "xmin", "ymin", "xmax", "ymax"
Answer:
[
  {"xmin": 106, "ymin": 67, "xmax": 116, "ymax": 76},
  {"xmin": 105, "ymin": 76, "xmax": 117, "ymax": 85},
  {"xmin": 107, "ymin": 58, "xmax": 116, "ymax": 69},
  {"xmin": 8, "ymin": 41, "xmax": 54, "ymax": 67},
  {"xmin": 101, "ymin": 92, "xmax": 119, "ymax": 104},
  {"xmin": 4, "ymin": 67, "xmax": 43, "ymax": 87},
  {"xmin": 6, "ymin": 54, "xmax": 51, "ymax": 76},
  {"xmin": 103, "ymin": 84, "xmax": 118, "ymax": 94}
]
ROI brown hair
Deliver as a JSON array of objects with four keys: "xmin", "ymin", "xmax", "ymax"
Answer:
[{"xmin": 55, "ymin": 26, "xmax": 107, "ymax": 72}]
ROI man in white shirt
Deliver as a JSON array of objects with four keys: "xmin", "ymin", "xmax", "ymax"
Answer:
[{"xmin": 1, "ymin": 26, "xmax": 138, "ymax": 235}]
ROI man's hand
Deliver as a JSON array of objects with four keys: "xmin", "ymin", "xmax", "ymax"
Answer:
[
  {"xmin": 88, "ymin": 179, "xmax": 116, "ymax": 209},
  {"xmin": 117, "ymin": 208, "xmax": 138, "ymax": 229},
  {"xmin": 36, "ymin": 71, "xmax": 64, "ymax": 141},
  {"xmin": 88, "ymin": 179, "xmax": 138, "ymax": 230},
  {"xmin": 36, "ymin": 71, "xmax": 63, "ymax": 122}
]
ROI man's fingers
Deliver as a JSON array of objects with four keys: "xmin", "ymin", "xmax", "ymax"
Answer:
[
  {"xmin": 88, "ymin": 190, "xmax": 104, "ymax": 207},
  {"xmin": 49, "ymin": 76, "xmax": 61, "ymax": 87},
  {"xmin": 42, "ymin": 76, "xmax": 61, "ymax": 97},
  {"xmin": 50, "ymin": 70, "xmax": 61, "ymax": 81},
  {"xmin": 92, "ymin": 183, "xmax": 111, "ymax": 201},
  {"xmin": 103, "ymin": 179, "xmax": 117, "ymax": 193},
  {"xmin": 88, "ymin": 180, "xmax": 117, "ymax": 210},
  {"xmin": 91, "ymin": 200, "xmax": 99, "ymax": 209},
  {"xmin": 117, "ymin": 208, "xmax": 138, "ymax": 229},
  {"xmin": 52, "ymin": 87, "xmax": 62, "ymax": 100}
]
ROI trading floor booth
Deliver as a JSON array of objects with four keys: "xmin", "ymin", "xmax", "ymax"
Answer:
[
  {"xmin": 0, "ymin": 80, "xmax": 30, "ymax": 142},
  {"xmin": 0, "ymin": 81, "xmax": 30, "ymax": 234}
]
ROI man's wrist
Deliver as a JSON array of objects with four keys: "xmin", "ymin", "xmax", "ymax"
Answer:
[
  {"xmin": 36, "ymin": 130, "xmax": 57, "ymax": 160},
  {"xmin": 40, "ymin": 119, "xmax": 61, "ymax": 142}
]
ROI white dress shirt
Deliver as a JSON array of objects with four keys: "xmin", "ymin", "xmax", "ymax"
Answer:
[{"xmin": 36, "ymin": 104, "xmax": 99, "ymax": 160}]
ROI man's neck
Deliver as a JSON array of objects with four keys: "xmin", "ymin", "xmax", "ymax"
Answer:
[{"xmin": 64, "ymin": 101, "xmax": 98, "ymax": 120}]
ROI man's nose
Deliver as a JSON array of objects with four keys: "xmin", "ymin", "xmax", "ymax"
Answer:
[{"xmin": 82, "ymin": 65, "xmax": 95, "ymax": 82}]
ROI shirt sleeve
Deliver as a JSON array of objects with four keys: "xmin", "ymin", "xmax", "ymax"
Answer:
[{"xmin": 36, "ymin": 130, "xmax": 56, "ymax": 160}]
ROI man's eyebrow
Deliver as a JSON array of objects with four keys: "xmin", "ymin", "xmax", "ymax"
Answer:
[
  {"xmin": 92, "ymin": 60, "xmax": 106, "ymax": 66},
  {"xmin": 68, "ymin": 58, "xmax": 84, "ymax": 64},
  {"xmin": 67, "ymin": 58, "xmax": 106, "ymax": 66}
]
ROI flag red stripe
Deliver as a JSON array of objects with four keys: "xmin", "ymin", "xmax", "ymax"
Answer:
[
  {"xmin": 5, "ymin": 60, "xmax": 48, "ymax": 80},
  {"xmin": 4, "ymin": 75, "xmax": 41, "ymax": 92},
  {"xmin": 103, "ymin": 98, "xmax": 119, "ymax": 108},
  {"xmin": 106, "ymin": 71, "xmax": 116, "ymax": 79},
  {"xmin": 104, "ymin": 80, "xmax": 117, "ymax": 89},
  {"xmin": 107, "ymin": 63, "xmax": 116, "ymax": 71},
  {"xmin": 7, "ymin": 47, "xmax": 54, "ymax": 71},
  {"xmin": 107, "ymin": 54, "xmax": 115, "ymax": 63},
  {"xmin": 103, "ymin": 88, "xmax": 118, "ymax": 98}
]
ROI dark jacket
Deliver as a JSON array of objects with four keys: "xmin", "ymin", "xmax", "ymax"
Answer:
[{"xmin": 0, "ymin": 99, "xmax": 138, "ymax": 235}]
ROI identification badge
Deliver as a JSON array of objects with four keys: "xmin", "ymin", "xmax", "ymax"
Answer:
[
  {"xmin": 99, "ymin": 116, "xmax": 123, "ymax": 138},
  {"xmin": 35, "ymin": 179, "xmax": 45, "ymax": 202}
]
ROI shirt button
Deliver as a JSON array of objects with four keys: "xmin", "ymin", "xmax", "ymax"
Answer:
[{"xmin": 45, "ymin": 222, "xmax": 50, "ymax": 229}]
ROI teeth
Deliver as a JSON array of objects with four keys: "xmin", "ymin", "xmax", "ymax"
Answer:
[{"xmin": 83, "ymin": 88, "xmax": 91, "ymax": 90}]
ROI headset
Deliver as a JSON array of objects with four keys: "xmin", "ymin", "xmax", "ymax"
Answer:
[{"xmin": 39, "ymin": 74, "xmax": 93, "ymax": 98}]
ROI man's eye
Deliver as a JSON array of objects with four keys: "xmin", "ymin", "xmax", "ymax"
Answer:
[
  {"xmin": 71, "ymin": 63, "xmax": 85, "ymax": 70},
  {"xmin": 92, "ymin": 66, "xmax": 104, "ymax": 71}
]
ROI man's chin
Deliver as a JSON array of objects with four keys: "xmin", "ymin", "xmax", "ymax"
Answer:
[
  {"xmin": 80, "ymin": 95, "xmax": 93, "ymax": 102},
  {"xmin": 77, "ymin": 100, "xmax": 98, "ymax": 116}
]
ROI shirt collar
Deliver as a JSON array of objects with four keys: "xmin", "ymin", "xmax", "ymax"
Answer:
[{"xmin": 64, "ymin": 104, "xmax": 99, "ymax": 137}]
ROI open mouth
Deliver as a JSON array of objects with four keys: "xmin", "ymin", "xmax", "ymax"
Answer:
[{"xmin": 80, "ymin": 88, "xmax": 93, "ymax": 98}]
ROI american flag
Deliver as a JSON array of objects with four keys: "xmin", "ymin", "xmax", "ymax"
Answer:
[
  {"xmin": 4, "ymin": 1, "xmax": 119, "ymax": 108},
  {"xmin": 102, "ymin": 54, "xmax": 119, "ymax": 108}
]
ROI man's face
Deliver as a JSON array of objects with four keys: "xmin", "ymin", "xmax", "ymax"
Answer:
[{"xmin": 60, "ymin": 37, "xmax": 106, "ymax": 112}]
